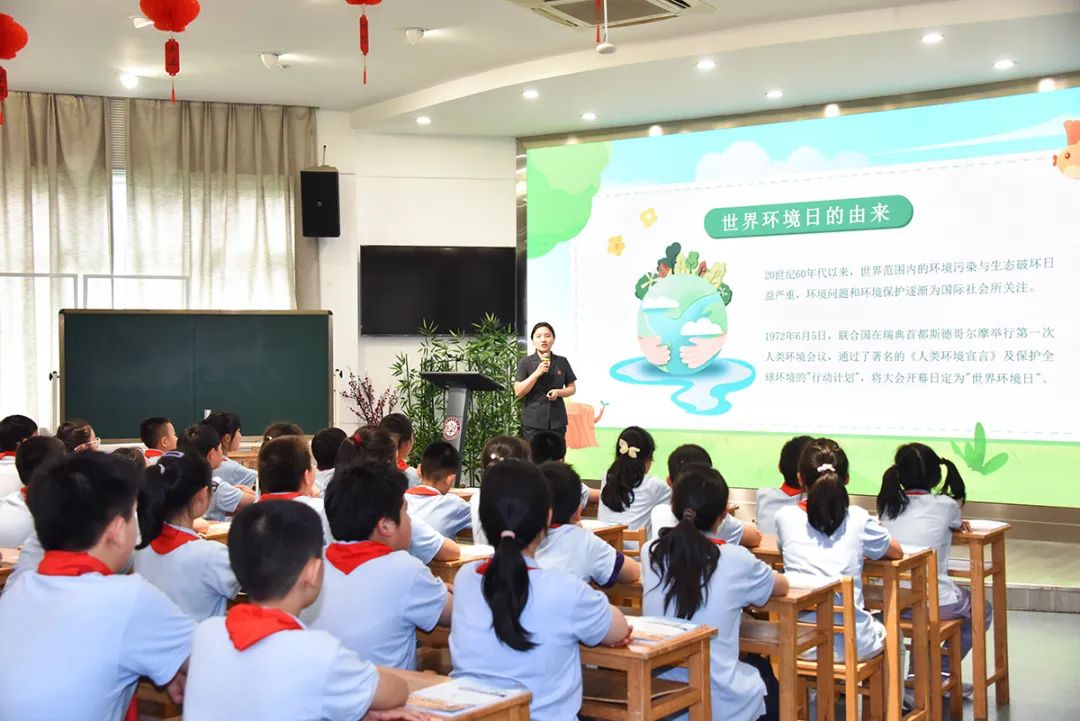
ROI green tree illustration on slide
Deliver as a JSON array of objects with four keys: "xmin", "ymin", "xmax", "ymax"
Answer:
[
  {"xmin": 526, "ymin": 142, "xmax": 611, "ymax": 258},
  {"xmin": 951, "ymin": 422, "xmax": 1009, "ymax": 475}
]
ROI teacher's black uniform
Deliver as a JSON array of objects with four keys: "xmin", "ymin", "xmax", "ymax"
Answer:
[{"xmin": 516, "ymin": 352, "xmax": 577, "ymax": 442}]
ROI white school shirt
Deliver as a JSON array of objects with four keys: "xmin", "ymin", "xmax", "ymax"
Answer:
[
  {"xmin": 314, "ymin": 468, "xmax": 335, "ymax": 494},
  {"xmin": 182, "ymin": 615, "xmax": 380, "ymax": 721},
  {"xmin": 598, "ymin": 474, "xmax": 672, "ymax": 541},
  {"xmin": 642, "ymin": 540, "xmax": 776, "ymax": 721},
  {"xmin": 775, "ymin": 504, "xmax": 892, "ymax": 660},
  {"xmin": 0, "ymin": 456, "xmax": 20, "ymax": 498},
  {"xmin": 215, "ymin": 456, "xmax": 257, "ymax": 488},
  {"xmin": 0, "ymin": 567, "xmax": 194, "ymax": 720},
  {"xmin": 408, "ymin": 516, "xmax": 447, "ymax": 564},
  {"xmin": 7, "ymin": 530, "xmax": 43, "ymax": 587},
  {"xmin": 0, "ymin": 489, "xmax": 34, "ymax": 547},
  {"xmin": 536, "ymin": 524, "xmax": 622, "ymax": 587},
  {"xmin": 450, "ymin": 559, "xmax": 613, "ymax": 721},
  {"xmin": 204, "ymin": 478, "xmax": 244, "ymax": 522},
  {"xmin": 754, "ymin": 486, "xmax": 802, "ymax": 536},
  {"xmin": 304, "ymin": 546, "xmax": 447, "ymax": 669},
  {"xmin": 470, "ymin": 484, "xmax": 589, "ymax": 546},
  {"xmin": 403, "ymin": 465, "xmax": 421, "ymax": 488},
  {"xmin": 404, "ymin": 487, "xmax": 472, "ymax": 538},
  {"xmin": 134, "ymin": 524, "xmax": 240, "ymax": 621},
  {"xmin": 878, "ymin": 493, "xmax": 963, "ymax": 606},
  {"xmin": 649, "ymin": 504, "xmax": 746, "ymax": 546},
  {"xmin": 259, "ymin": 494, "xmax": 335, "ymax": 545}
]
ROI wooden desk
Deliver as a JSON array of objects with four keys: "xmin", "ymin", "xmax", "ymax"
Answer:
[
  {"xmin": 948, "ymin": 520, "xmax": 1010, "ymax": 720},
  {"xmin": 0, "ymin": 547, "xmax": 20, "ymax": 590},
  {"xmin": 202, "ymin": 522, "xmax": 231, "ymax": 545},
  {"xmin": 449, "ymin": 487, "xmax": 477, "ymax": 503},
  {"xmin": 396, "ymin": 668, "xmax": 531, "ymax": 720},
  {"xmin": 228, "ymin": 450, "xmax": 259, "ymax": 470},
  {"xmin": 579, "ymin": 623, "xmax": 715, "ymax": 721},
  {"xmin": 428, "ymin": 544, "xmax": 494, "ymax": 584},
  {"xmin": 581, "ymin": 519, "xmax": 627, "ymax": 550}
]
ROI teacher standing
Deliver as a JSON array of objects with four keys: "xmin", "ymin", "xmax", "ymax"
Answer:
[{"xmin": 515, "ymin": 322, "xmax": 577, "ymax": 443}]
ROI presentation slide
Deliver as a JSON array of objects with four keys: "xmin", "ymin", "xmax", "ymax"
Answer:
[{"xmin": 526, "ymin": 88, "xmax": 1080, "ymax": 507}]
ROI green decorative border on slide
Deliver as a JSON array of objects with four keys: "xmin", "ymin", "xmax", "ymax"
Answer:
[{"xmin": 566, "ymin": 427, "xmax": 1077, "ymax": 508}]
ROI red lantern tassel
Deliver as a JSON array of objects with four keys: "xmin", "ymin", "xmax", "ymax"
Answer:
[
  {"xmin": 359, "ymin": 12, "xmax": 369, "ymax": 85},
  {"xmin": 0, "ymin": 66, "xmax": 6, "ymax": 126},
  {"xmin": 595, "ymin": 0, "xmax": 601, "ymax": 43},
  {"xmin": 165, "ymin": 38, "xmax": 180, "ymax": 103}
]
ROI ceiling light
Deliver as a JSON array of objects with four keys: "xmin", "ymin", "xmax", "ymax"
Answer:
[
  {"xmin": 581, "ymin": 111, "xmax": 597, "ymax": 122},
  {"xmin": 823, "ymin": 103, "xmax": 840, "ymax": 118},
  {"xmin": 130, "ymin": 15, "xmax": 153, "ymax": 30},
  {"xmin": 765, "ymin": 89, "xmax": 784, "ymax": 100},
  {"xmin": 404, "ymin": 27, "xmax": 425, "ymax": 44},
  {"xmin": 648, "ymin": 125, "xmax": 663, "ymax": 137},
  {"xmin": 415, "ymin": 116, "xmax": 432, "ymax": 126},
  {"xmin": 522, "ymin": 88, "xmax": 540, "ymax": 100},
  {"xmin": 993, "ymin": 58, "xmax": 1015, "ymax": 71},
  {"xmin": 259, "ymin": 52, "xmax": 282, "ymax": 71},
  {"xmin": 119, "ymin": 73, "xmax": 140, "ymax": 90},
  {"xmin": 1038, "ymin": 77, "xmax": 1057, "ymax": 93},
  {"xmin": 921, "ymin": 32, "xmax": 944, "ymax": 45},
  {"xmin": 696, "ymin": 58, "xmax": 716, "ymax": 71}
]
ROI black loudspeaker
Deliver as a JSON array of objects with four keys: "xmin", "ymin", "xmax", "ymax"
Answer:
[{"xmin": 300, "ymin": 168, "xmax": 341, "ymax": 238}]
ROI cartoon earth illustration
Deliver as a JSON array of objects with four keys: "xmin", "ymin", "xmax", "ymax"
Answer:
[{"xmin": 638, "ymin": 273, "xmax": 729, "ymax": 376}]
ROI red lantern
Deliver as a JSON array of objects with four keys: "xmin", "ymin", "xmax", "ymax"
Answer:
[
  {"xmin": 0, "ymin": 13, "xmax": 29, "ymax": 125},
  {"xmin": 345, "ymin": 0, "xmax": 381, "ymax": 85},
  {"xmin": 139, "ymin": 0, "xmax": 200, "ymax": 103}
]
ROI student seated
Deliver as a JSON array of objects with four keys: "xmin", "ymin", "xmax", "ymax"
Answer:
[
  {"xmin": 755, "ymin": 435, "xmax": 812, "ymax": 535},
  {"xmin": 535, "ymin": 462, "xmax": 640, "ymax": 587},
  {"xmin": 262, "ymin": 421, "xmax": 304, "ymax": 444},
  {"xmin": 140, "ymin": 416, "xmax": 178, "ymax": 462},
  {"xmin": 56, "ymin": 418, "xmax": 99, "ymax": 453},
  {"xmin": 404, "ymin": 441, "xmax": 471, "ymax": 538},
  {"xmin": 530, "ymin": 430, "xmax": 596, "ymax": 510},
  {"xmin": 0, "ymin": 453, "xmax": 194, "ymax": 719},
  {"xmin": 0, "ymin": 436, "xmax": 65, "ymax": 547},
  {"xmin": 305, "ymin": 461, "xmax": 451, "ymax": 669},
  {"xmin": 311, "ymin": 427, "xmax": 346, "ymax": 494},
  {"xmin": 468, "ymin": 435, "xmax": 532, "ymax": 545},
  {"xmin": 201, "ymin": 411, "xmax": 256, "ymax": 488},
  {"xmin": 135, "ymin": 451, "xmax": 241, "ymax": 620},
  {"xmin": 643, "ymin": 465, "xmax": 788, "ymax": 721},
  {"xmin": 0, "ymin": 414, "xmax": 38, "ymax": 497},
  {"xmin": 650, "ymin": 445, "xmax": 762, "ymax": 548},
  {"xmin": 179, "ymin": 424, "xmax": 255, "ymax": 522},
  {"xmin": 257, "ymin": 435, "xmax": 331, "ymax": 542},
  {"xmin": 450, "ymin": 459, "xmax": 631, "ymax": 721},
  {"xmin": 182, "ymin": 501, "xmax": 412, "ymax": 721},
  {"xmin": 598, "ymin": 426, "xmax": 670, "ymax": 543},
  {"xmin": 380, "ymin": 413, "xmax": 420, "ymax": 487},
  {"xmin": 112, "ymin": 447, "xmax": 149, "ymax": 472}
]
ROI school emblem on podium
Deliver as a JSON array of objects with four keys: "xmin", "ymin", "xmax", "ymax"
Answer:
[{"xmin": 442, "ymin": 416, "xmax": 462, "ymax": 441}]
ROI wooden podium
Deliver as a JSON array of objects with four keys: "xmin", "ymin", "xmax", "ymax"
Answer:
[{"xmin": 419, "ymin": 372, "xmax": 504, "ymax": 480}]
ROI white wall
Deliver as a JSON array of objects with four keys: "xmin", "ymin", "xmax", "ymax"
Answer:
[{"xmin": 316, "ymin": 110, "xmax": 517, "ymax": 429}]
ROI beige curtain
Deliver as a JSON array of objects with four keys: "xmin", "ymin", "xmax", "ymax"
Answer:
[
  {"xmin": 0, "ymin": 93, "xmax": 111, "ymax": 424},
  {"xmin": 124, "ymin": 100, "xmax": 317, "ymax": 310}
]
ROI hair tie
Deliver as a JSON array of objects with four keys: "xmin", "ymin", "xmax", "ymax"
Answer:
[
  {"xmin": 617, "ymin": 439, "xmax": 640, "ymax": 460},
  {"xmin": 681, "ymin": 508, "xmax": 697, "ymax": 522},
  {"xmin": 817, "ymin": 463, "xmax": 835, "ymax": 473},
  {"xmin": 158, "ymin": 464, "xmax": 166, "ymax": 475},
  {"xmin": 500, "ymin": 530, "xmax": 516, "ymax": 540}
]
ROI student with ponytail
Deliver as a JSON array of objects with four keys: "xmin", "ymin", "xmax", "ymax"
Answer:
[
  {"xmin": 135, "ymin": 451, "xmax": 240, "ymax": 620},
  {"xmin": 775, "ymin": 438, "xmax": 902, "ymax": 661},
  {"xmin": 468, "ymin": 435, "xmax": 532, "ymax": 545},
  {"xmin": 878, "ymin": 443, "xmax": 987, "ymax": 681},
  {"xmin": 644, "ymin": 464, "xmax": 787, "ymax": 721},
  {"xmin": 450, "ymin": 459, "xmax": 630, "ymax": 721},
  {"xmin": 599, "ymin": 426, "xmax": 669, "ymax": 543}
]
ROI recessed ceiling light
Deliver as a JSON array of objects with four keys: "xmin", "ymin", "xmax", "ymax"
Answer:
[
  {"xmin": 581, "ymin": 111, "xmax": 597, "ymax": 122},
  {"xmin": 130, "ymin": 15, "xmax": 153, "ymax": 30},
  {"xmin": 119, "ymin": 73, "xmax": 140, "ymax": 89},
  {"xmin": 823, "ymin": 103, "xmax": 840, "ymax": 118},
  {"xmin": 522, "ymin": 88, "xmax": 540, "ymax": 100},
  {"xmin": 765, "ymin": 89, "xmax": 784, "ymax": 100},
  {"xmin": 415, "ymin": 116, "xmax": 432, "ymax": 126},
  {"xmin": 993, "ymin": 58, "xmax": 1015, "ymax": 71},
  {"xmin": 648, "ymin": 125, "xmax": 663, "ymax": 137},
  {"xmin": 921, "ymin": 32, "xmax": 944, "ymax": 45},
  {"xmin": 1038, "ymin": 77, "xmax": 1057, "ymax": 92},
  {"xmin": 696, "ymin": 58, "xmax": 717, "ymax": 71}
]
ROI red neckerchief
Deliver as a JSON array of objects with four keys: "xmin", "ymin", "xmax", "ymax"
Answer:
[
  {"xmin": 325, "ymin": 541, "xmax": 394, "ymax": 574},
  {"xmin": 797, "ymin": 500, "xmax": 808, "ymax": 512},
  {"xmin": 710, "ymin": 538, "xmax": 727, "ymax": 546},
  {"xmin": 19, "ymin": 487, "xmax": 28, "ymax": 501},
  {"xmin": 150, "ymin": 524, "xmax": 200, "ymax": 555},
  {"xmin": 780, "ymin": 484, "xmax": 802, "ymax": 498},
  {"xmin": 144, "ymin": 449, "xmax": 164, "ymax": 459},
  {"xmin": 397, "ymin": 459, "xmax": 408, "ymax": 472},
  {"xmin": 258, "ymin": 492, "xmax": 303, "ymax": 503},
  {"xmin": 905, "ymin": 490, "xmax": 930, "ymax": 496},
  {"xmin": 225, "ymin": 605, "xmax": 303, "ymax": 651},
  {"xmin": 37, "ymin": 550, "xmax": 113, "ymax": 577},
  {"xmin": 548, "ymin": 523, "xmax": 565, "ymax": 529},
  {"xmin": 0, "ymin": 451, "xmax": 15, "ymax": 460},
  {"xmin": 405, "ymin": 486, "xmax": 440, "ymax": 497}
]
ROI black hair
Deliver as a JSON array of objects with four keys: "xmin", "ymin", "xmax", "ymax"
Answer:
[
  {"xmin": 379, "ymin": 413, "xmax": 414, "ymax": 446},
  {"xmin": 136, "ymin": 451, "xmax": 213, "ymax": 550},
  {"xmin": 139, "ymin": 417, "xmax": 172, "ymax": 449},
  {"xmin": 324, "ymin": 461, "xmax": 406, "ymax": 542},
  {"xmin": 667, "ymin": 444, "xmax": 711, "ymax": 480},
  {"xmin": 228, "ymin": 501, "xmax": 324, "ymax": 603},
  {"xmin": 0, "ymin": 414, "xmax": 37, "ymax": 451},
  {"xmin": 28, "ymin": 452, "xmax": 140, "ymax": 552},
  {"xmin": 337, "ymin": 425, "xmax": 397, "ymax": 468},
  {"xmin": 529, "ymin": 431, "xmax": 567, "ymax": 465},
  {"xmin": 601, "ymin": 426, "xmax": 656, "ymax": 512},
  {"xmin": 178, "ymin": 423, "xmax": 222, "ymax": 459},
  {"xmin": 481, "ymin": 435, "xmax": 531, "ymax": 471},
  {"xmin": 539, "ymin": 461, "xmax": 582, "ymax": 524},
  {"xmin": 262, "ymin": 421, "xmax": 304, "ymax": 443},
  {"xmin": 14, "ymin": 436, "xmax": 66, "ymax": 486},
  {"xmin": 111, "ymin": 447, "xmax": 148, "ymax": 475},
  {"xmin": 56, "ymin": 419, "xmax": 94, "ymax": 453},
  {"xmin": 798, "ymin": 438, "xmax": 850, "ymax": 537},
  {"xmin": 478, "ymin": 459, "xmax": 552, "ymax": 651},
  {"xmin": 202, "ymin": 411, "xmax": 242, "ymax": 441},
  {"xmin": 420, "ymin": 441, "xmax": 460, "ymax": 483},
  {"xmin": 258, "ymin": 436, "xmax": 312, "ymax": 494},
  {"xmin": 311, "ymin": 427, "xmax": 347, "ymax": 471},
  {"xmin": 648, "ymin": 464, "xmax": 729, "ymax": 618},
  {"xmin": 530, "ymin": 322, "xmax": 555, "ymax": 340},
  {"xmin": 779, "ymin": 435, "xmax": 814, "ymax": 489},
  {"xmin": 877, "ymin": 443, "xmax": 966, "ymax": 521}
]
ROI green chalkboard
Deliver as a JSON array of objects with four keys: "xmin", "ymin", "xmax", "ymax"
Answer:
[{"xmin": 60, "ymin": 311, "xmax": 332, "ymax": 440}]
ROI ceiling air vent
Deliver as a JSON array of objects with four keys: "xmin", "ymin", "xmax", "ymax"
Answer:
[{"xmin": 510, "ymin": 0, "xmax": 714, "ymax": 29}]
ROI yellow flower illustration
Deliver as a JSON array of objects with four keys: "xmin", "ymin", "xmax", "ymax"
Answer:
[
  {"xmin": 607, "ymin": 235, "xmax": 625, "ymax": 256},
  {"xmin": 640, "ymin": 208, "xmax": 658, "ymax": 228}
]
